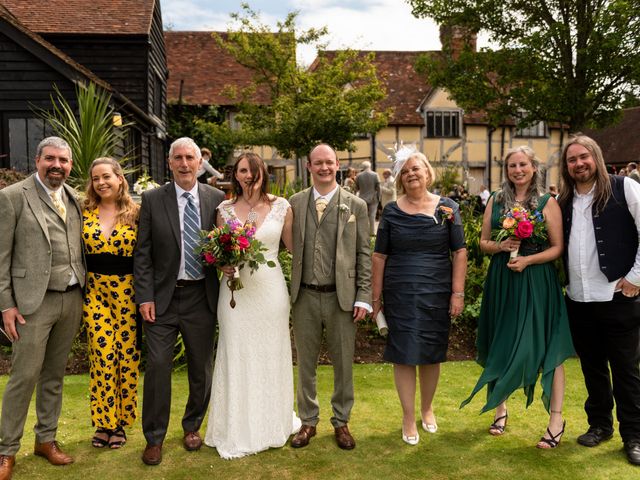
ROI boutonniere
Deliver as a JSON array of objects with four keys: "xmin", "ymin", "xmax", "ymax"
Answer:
[
  {"xmin": 438, "ymin": 205, "xmax": 454, "ymax": 223},
  {"xmin": 339, "ymin": 203, "xmax": 350, "ymax": 214}
]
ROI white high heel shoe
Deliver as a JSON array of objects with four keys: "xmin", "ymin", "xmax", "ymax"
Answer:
[
  {"xmin": 402, "ymin": 430, "xmax": 420, "ymax": 445},
  {"xmin": 422, "ymin": 419, "xmax": 438, "ymax": 433}
]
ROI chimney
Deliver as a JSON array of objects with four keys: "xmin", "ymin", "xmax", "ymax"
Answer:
[{"xmin": 439, "ymin": 24, "xmax": 477, "ymax": 59}]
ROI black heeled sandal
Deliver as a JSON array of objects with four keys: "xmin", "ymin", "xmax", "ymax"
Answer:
[
  {"xmin": 92, "ymin": 427, "xmax": 111, "ymax": 448},
  {"xmin": 537, "ymin": 420, "xmax": 566, "ymax": 449},
  {"xmin": 108, "ymin": 426, "xmax": 127, "ymax": 449},
  {"xmin": 489, "ymin": 412, "xmax": 508, "ymax": 436}
]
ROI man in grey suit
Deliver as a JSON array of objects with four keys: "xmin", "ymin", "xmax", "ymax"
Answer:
[
  {"xmin": 289, "ymin": 144, "xmax": 372, "ymax": 450},
  {"xmin": 134, "ymin": 137, "xmax": 225, "ymax": 466},
  {"xmin": 355, "ymin": 160, "xmax": 380, "ymax": 236},
  {"xmin": 0, "ymin": 137, "xmax": 85, "ymax": 479}
]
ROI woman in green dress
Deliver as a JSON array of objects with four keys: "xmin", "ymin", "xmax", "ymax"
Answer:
[{"xmin": 461, "ymin": 146, "xmax": 574, "ymax": 448}]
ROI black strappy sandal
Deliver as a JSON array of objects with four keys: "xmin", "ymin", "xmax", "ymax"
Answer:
[
  {"xmin": 108, "ymin": 427, "xmax": 127, "ymax": 449},
  {"xmin": 537, "ymin": 420, "xmax": 566, "ymax": 449},
  {"xmin": 489, "ymin": 412, "xmax": 508, "ymax": 436},
  {"xmin": 92, "ymin": 427, "xmax": 111, "ymax": 448}
]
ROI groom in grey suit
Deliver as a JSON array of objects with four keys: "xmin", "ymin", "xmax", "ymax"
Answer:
[
  {"xmin": 289, "ymin": 144, "xmax": 372, "ymax": 450},
  {"xmin": 134, "ymin": 137, "xmax": 225, "ymax": 465},
  {"xmin": 0, "ymin": 137, "xmax": 85, "ymax": 477}
]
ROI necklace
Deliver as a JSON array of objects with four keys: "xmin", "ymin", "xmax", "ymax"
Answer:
[{"xmin": 243, "ymin": 196, "xmax": 261, "ymax": 225}]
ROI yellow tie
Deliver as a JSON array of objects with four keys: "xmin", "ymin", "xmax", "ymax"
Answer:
[
  {"xmin": 50, "ymin": 191, "xmax": 66, "ymax": 221},
  {"xmin": 315, "ymin": 198, "xmax": 328, "ymax": 222}
]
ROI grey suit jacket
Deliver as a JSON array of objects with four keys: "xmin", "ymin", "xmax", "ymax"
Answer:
[
  {"xmin": 355, "ymin": 170, "xmax": 380, "ymax": 205},
  {"xmin": 133, "ymin": 181, "xmax": 225, "ymax": 316},
  {"xmin": 0, "ymin": 175, "xmax": 85, "ymax": 315},
  {"xmin": 289, "ymin": 187, "xmax": 372, "ymax": 311}
]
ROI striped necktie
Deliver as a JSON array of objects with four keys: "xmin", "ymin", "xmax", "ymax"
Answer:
[{"xmin": 182, "ymin": 192, "xmax": 203, "ymax": 279}]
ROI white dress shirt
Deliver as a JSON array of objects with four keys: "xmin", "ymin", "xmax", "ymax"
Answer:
[
  {"xmin": 566, "ymin": 177, "xmax": 640, "ymax": 302},
  {"xmin": 175, "ymin": 182, "xmax": 204, "ymax": 280}
]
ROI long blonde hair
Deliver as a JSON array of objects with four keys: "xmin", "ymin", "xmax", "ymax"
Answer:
[
  {"xmin": 495, "ymin": 146, "xmax": 544, "ymax": 212},
  {"xmin": 83, "ymin": 157, "xmax": 139, "ymax": 227}
]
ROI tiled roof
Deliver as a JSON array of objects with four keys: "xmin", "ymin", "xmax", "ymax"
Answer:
[
  {"xmin": 165, "ymin": 31, "xmax": 271, "ymax": 106},
  {"xmin": 311, "ymin": 50, "xmax": 433, "ymax": 126},
  {"xmin": 0, "ymin": 0, "xmax": 156, "ymax": 34},
  {"xmin": 584, "ymin": 107, "xmax": 640, "ymax": 165}
]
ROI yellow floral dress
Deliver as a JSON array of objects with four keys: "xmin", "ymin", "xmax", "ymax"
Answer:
[{"xmin": 82, "ymin": 208, "xmax": 140, "ymax": 429}]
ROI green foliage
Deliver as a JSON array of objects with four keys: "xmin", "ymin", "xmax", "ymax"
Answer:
[
  {"xmin": 0, "ymin": 168, "xmax": 27, "ymax": 190},
  {"xmin": 167, "ymin": 104, "xmax": 246, "ymax": 168},
  {"xmin": 433, "ymin": 165, "xmax": 462, "ymax": 196},
  {"xmin": 409, "ymin": 0, "xmax": 640, "ymax": 131},
  {"xmin": 36, "ymin": 82, "xmax": 133, "ymax": 188},
  {"xmin": 216, "ymin": 3, "xmax": 391, "ymax": 159}
]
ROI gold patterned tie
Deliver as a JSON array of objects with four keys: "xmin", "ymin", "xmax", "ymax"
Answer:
[
  {"xmin": 315, "ymin": 198, "xmax": 328, "ymax": 222},
  {"xmin": 50, "ymin": 190, "xmax": 66, "ymax": 221}
]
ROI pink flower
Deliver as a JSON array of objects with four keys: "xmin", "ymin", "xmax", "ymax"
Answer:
[
  {"xmin": 515, "ymin": 220, "xmax": 534, "ymax": 239},
  {"xmin": 204, "ymin": 252, "xmax": 217, "ymax": 265},
  {"xmin": 237, "ymin": 236, "xmax": 250, "ymax": 250}
]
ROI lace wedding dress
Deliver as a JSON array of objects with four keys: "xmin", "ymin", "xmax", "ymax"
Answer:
[{"xmin": 204, "ymin": 196, "xmax": 301, "ymax": 459}]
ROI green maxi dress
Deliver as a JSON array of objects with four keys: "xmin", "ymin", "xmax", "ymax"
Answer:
[{"xmin": 461, "ymin": 193, "xmax": 574, "ymax": 413}]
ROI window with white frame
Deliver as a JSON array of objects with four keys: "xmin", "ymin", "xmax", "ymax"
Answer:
[
  {"xmin": 515, "ymin": 114, "xmax": 547, "ymax": 138},
  {"xmin": 424, "ymin": 110, "xmax": 461, "ymax": 138}
]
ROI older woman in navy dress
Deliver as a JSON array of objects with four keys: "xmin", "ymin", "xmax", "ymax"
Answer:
[{"xmin": 372, "ymin": 152, "xmax": 467, "ymax": 445}]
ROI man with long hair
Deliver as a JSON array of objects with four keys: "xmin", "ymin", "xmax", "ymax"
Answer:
[{"xmin": 558, "ymin": 134, "xmax": 640, "ymax": 466}]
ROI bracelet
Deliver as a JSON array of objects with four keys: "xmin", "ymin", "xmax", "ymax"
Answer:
[{"xmin": 452, "ymin": 292, "xmax": 465, "ymax": 298}]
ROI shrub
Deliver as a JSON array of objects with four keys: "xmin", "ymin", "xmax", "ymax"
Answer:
[{"xmin": 0, "ymin": 168, "xmax": 27, "ymax": 190}]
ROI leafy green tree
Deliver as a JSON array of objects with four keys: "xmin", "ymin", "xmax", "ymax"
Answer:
[
  {"xmin": 217, "ymin": 3, "xmax": 390, "ymax": 163},
  {"xmin": 36, "ymin": 82, "xmax": 132, "ymax": 187},
  {"xmin": 409, "ymin": 0, "xmax": 640, "ymax": 131}
]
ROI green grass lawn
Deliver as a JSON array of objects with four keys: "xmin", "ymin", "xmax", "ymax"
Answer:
[{"xmin": 1, "ymin": 358, "xmax": 636, "ymax": 479}]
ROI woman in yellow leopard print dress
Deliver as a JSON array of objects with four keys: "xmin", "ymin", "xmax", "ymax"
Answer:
[{"xmin": 82, "ymin": 157, "xmax": 140, "ymax": 449}]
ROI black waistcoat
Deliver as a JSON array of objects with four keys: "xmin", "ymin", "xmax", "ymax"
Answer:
[{"xmin": 562, "ymin": 175, "xmax": 638, "ymax": 282}]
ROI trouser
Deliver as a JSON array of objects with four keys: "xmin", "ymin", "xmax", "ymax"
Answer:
[
  {"xmin": 0, "ymin": 288, "xmax": 82, "ymax": 455},
  {"xmin": 566, "ymin": 294, "xmax": 640, "ymax": 442},
  {"xmin": 293, "ymin": 289, "xmax": 356, "ymax": 428},
  {"xmin": 142, "ymin": 282, "xmax": 216, "ymax": 445}
]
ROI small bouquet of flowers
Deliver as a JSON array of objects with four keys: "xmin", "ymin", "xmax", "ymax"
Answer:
[
  {"xmin": 133, "ymin": 170, "xmax": 160, "ymax": 195},
  {"xmin": 196, "ymin": 219, "xmax": 275, "ymax": 308},
  {"xmin": 493, "ymin": 205, "xmax": 546, "ymax": 259}
]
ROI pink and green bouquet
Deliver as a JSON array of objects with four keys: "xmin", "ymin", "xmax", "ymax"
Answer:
[
  {"xmin": 196, "ymin": 219, "xmax": 275, "ymax": 307},
  {"xmin": 493, "ymin": 205, "xmax": 547, "ymax": 259}
]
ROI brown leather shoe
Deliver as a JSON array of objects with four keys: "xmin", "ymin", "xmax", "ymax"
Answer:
[
  {"xmin": 291, "ymin": 425, "xmax": 316, "ymax": 448},
  {"xmin": 0, "ymin": 455, "xmax": 15, "ymax": 480},
  {"xmin": 142, "ymin": 444, "xmax": 162, "ymax": 466},
  {"xmin": 183, "ymin": 431, "xmax": 202, "ymax": 451},
  {"xmin": 33, "ymin": 441, "xmax": 73, "ymax": 465},
  {"xmin": 334, "ymin": 425, "xmax": 356, "ymax": 450}
]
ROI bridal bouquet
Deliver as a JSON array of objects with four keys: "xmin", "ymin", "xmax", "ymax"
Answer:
[
  {"xmin": 196, "ymin": 219, "xmax": 275, "ymax": 308},
  {"xmin": 493, "ymin": 205, "xmax": 546, "ymax": 259}
]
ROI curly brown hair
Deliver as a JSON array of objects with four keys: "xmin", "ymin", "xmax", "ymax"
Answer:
[{"xmin": 83, "ymin": 157, "xmax": 139, "ymax": 227}]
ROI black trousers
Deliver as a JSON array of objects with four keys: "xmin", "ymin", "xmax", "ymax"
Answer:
[
  {"xmin": 142, "ymin": 282, "xmax": 216, "ymax": 445},
  {"xmin": 566, "ymin": 294, "xmax": 640, "ymax": 442}
]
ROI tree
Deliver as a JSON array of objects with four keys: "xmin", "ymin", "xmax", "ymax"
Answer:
[
  {"xmin": 409, "ymin": 0, "xmax": 640, "ymax": 131},
  {"xmin": 216, "ymin": 3, "xmax": 390, "ymax": 164}
]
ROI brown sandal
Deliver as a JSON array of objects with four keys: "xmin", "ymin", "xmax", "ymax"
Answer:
[{"xmin": 489, "ymin": 413, "xmax": 508, "ymax": 436}]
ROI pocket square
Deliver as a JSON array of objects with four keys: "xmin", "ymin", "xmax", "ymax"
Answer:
[{"xmin": 348, "ymin": 214, "xmax": 356, "ymax": 223}]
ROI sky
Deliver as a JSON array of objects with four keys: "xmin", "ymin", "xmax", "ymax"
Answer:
[{"xmin": 160, "ymin": 0, "xmax": 468, "ymax": 66}]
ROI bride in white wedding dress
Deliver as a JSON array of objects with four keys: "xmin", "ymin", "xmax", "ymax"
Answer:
[{"xmin": 204, "ymin": 152, "xmax": 300, "ymax": 459}]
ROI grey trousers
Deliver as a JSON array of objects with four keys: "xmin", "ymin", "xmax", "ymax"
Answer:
[
  {"xmin": 292, "ymin": 289, "xmax": 356, "ymax": 428},
  {"xmin": 0, "ymin": 288, "xmax": 82, "ymax": 455}
]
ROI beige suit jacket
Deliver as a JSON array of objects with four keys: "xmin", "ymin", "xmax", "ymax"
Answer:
[
  {"xmin": 289, "ymin": 186, "xmax": 372, "ymax": 311},
  {"xmin": 0, "ymin": 174, "xmax": 85, "ymax": 315}
]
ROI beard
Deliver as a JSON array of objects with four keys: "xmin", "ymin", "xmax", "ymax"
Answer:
[{"xmin": 45, "ymin": 168, "xmax": 67, "ymax": 188}]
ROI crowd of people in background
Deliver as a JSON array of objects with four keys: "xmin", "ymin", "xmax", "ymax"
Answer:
[{"xmin": 0, "ymin": 133, "xmax": 639, "ymax": 480}]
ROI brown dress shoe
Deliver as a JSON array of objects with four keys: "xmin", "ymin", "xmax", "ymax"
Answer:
[
  {"xmin": 183, "ymin": 431, "xmax": 203, "ymax": 451},
  {"xmin": 291, "ymin": 425, "xmax": 316, "ymax": 448},
  {"xmin": 142, "ymin": 444, "xmax": 162, "ymax": 466},
  {"xmin": 33, "ymin": 441, "xmax": 73, "ymax": 465},
  {"xmin": 334, "ymin": 425, "xmax": 356, "ymax": 450},
  {"xmin": 0, "ymin": 455, "xmax": 15, "ymax": 480}
]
